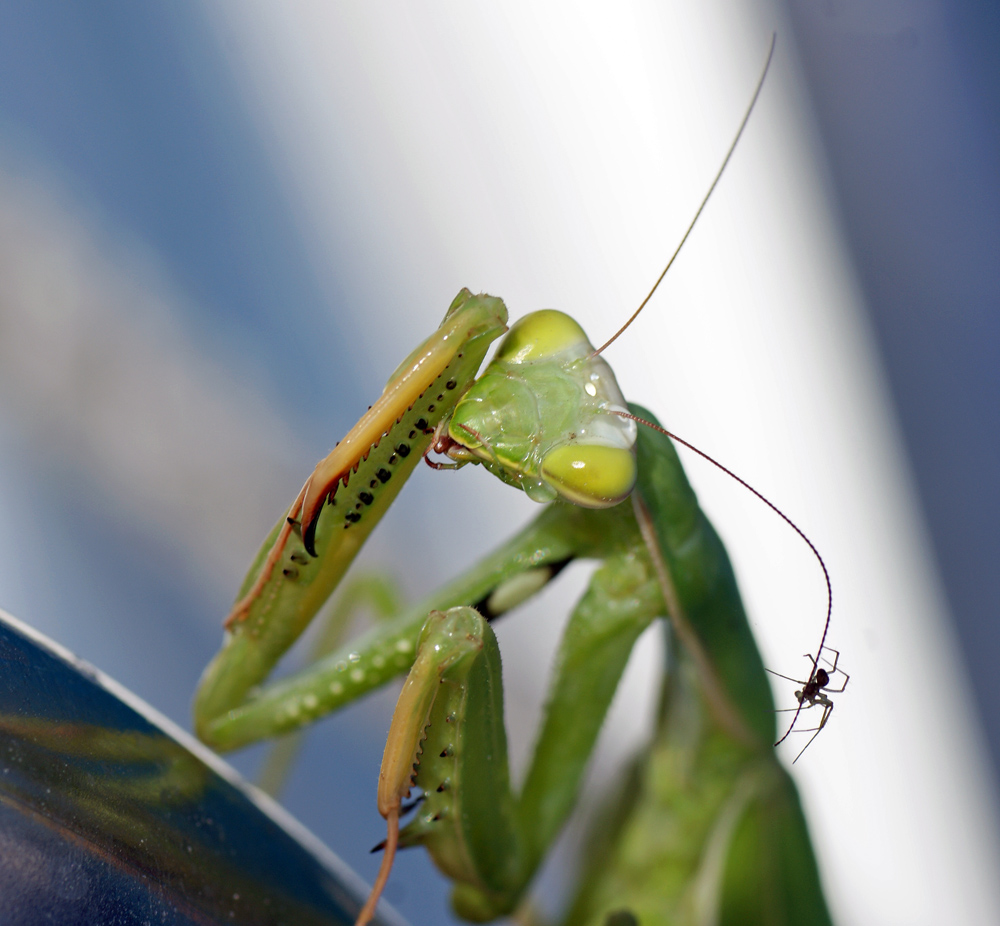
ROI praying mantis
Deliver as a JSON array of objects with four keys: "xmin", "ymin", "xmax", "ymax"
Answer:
[{"xmin": 193, "ymin": 37, "xmax": 834, "ymax": 926}]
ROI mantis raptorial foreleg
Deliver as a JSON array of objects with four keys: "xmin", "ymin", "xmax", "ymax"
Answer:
[{"xmin": 194, "ymin": 291, "xmax": 510, "ymax": 747}]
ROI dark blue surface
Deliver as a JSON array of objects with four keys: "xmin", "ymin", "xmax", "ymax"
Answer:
[
  {"xmin": 0, "ymin": 611, "xmax": 395, "ymax": 926},
  {"xmin": 0, "ymin": 802, "xmax": 200, "ymax": 926}
]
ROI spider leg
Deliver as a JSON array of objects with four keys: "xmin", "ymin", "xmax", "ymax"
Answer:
[
  {"xmin": 804, "ymin": 646, "xmax": 849, "ymax": 690},
  {"xmin": 774, "ymin": 700, "xmax": 806, "ymax": 747},
  {"xmin": 821, "ymin": 646, "xmax": 841, "ymax": 673},
  {"xmin": 823, "ymin": 669, "xmax": 850, "ymax": 693},
  {"xmin": 804, "ymin": 645, "xmax": 845, "ymax": 674},
  {"xmin": 775, "ymin": 701, "xmax": 823, "ymax": 713},
  {"xmin": 774, "ymin": 691, "xmax": 820, "ymax": 745},
  {"xmin": 791, "ymin": 701, "xmax": 834, "ymax": 734},
  {"xmin": 766, "ymin": 668, "xmax": 807, "ymax": 686},
  {"xmin": 792, "ymin": 726, "xmax": 824, "ymax": 763},
  {"xmin": 791, "ymin": 701, "xmax": 833, "ymax": 763}
]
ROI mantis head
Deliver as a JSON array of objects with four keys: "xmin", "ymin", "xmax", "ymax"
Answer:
[{"xmin": 444, "ymin": 309, "xmax": 638, "ymax": 508}]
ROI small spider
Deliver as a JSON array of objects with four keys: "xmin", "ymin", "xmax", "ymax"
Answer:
[{"xmin": 768, "ymin": 646, "xmax": 849, "ymax": 762}]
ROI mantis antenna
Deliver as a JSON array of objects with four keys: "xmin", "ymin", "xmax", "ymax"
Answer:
[
  {"xmin": 592, "ymin": 32, "xmax": 777, "ymax": 357},
  {"xmin": 594, "ymin": 32, "xmax": 837, "ymax": 751},
  {"xmin": 612, "ymin": 408, "xmax": 835, "ymax": 752}
]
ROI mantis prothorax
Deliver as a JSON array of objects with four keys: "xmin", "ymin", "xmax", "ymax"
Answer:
[{"xmin": 194, "ymin": 34, "xmax": 835, "ymax": 926}]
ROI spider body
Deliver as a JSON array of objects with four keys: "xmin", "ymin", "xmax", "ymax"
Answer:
[{"xmin": 769, "ymin": 646, "xmax": 849, "ymax": 762}]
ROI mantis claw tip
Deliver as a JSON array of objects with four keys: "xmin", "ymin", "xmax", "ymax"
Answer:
[{"xmin": 302, "ymin": 515, "xmax": 320, "ymax": 558}]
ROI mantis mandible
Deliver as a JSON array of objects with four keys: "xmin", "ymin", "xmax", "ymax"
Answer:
[{"xmin": 194, "ymin": 35, "xmax": 834, "ymax": 926}]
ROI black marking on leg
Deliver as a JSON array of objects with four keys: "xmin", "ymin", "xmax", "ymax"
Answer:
[
  {"xmin": 400, "ymin": 794, "xmax": 425, "ymax": 815},
  {"xmin": 345, "ymin": 511, "xmax": 362, "ymax": 524},
  {"xmin": 359, "ymin": 491, "xmax": 374, "ymax": 505},
  {"xmin": 290, "ymin": 552, "xmax": 309, "ymax": 565},
  {"xmin": 415, "ymin": 418, "xmax": 428, "ymax": 431},
  {"xmin": 376, "ymin": 468, "xmax": 391, "ymax": 484},
  {"xmin": 546, "ymin": 556, "xmax": 574, "ymax": 582},
  {"xmin": 396, "ymin": 443, "xmax": 410, "ymax": 457},
  {"xmin": 282, "ymin": 567, "xmax": 299, "ymax": 579},
  {"xmin": 446, "ymin": 379, "xmax": 457, "ymax": 390},
  {"xmin": 302, "ymin": 516, "xmax": 319, "ymax": 557},
  {"xmin": 472, "ymin": 556, "xmax": 575, "ymax": 622}
]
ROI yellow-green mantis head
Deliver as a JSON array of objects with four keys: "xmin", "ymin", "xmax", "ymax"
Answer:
[{"xmin": 444, "ymin": 309, "xmax": 637, "ymax": 508}]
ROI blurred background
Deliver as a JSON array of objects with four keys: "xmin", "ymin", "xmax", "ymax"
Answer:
[{"xmin": 0, "ymin": 2, "xmax": 997, "ymax": 924}]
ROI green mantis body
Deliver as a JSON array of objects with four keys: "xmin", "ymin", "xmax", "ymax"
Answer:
[{"xmin": 194, "ymin": 289, "xmax": 832, "ymax": 925}]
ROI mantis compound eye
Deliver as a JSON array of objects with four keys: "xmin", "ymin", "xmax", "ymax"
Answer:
[
  {"xmin": 493, "ymin": 308, "xmax": 590, "ymax": 362},
  {"xmin": 540, "ymin": 443, "xmax": 637, "ymax": 508}
]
